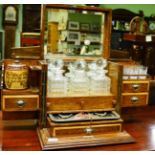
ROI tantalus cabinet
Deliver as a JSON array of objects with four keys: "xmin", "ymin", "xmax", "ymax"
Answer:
[{"xmin": 37, "ymin": 4, "xmax": 134, "ymax": 150}]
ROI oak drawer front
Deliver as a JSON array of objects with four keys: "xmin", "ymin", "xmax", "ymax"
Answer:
[
  {"xmin": 47, "ymin": 96, "xmax": 114, "ymax": 112},
  {"xmin": 122, "ymin": 82, "xmax": 149, "ymax": 93},
  {"xmin": 49, "ymin": 123, "xmax": 122, "ymax": 137},
  {"xmin": 122, "ymin": 94, "xmax": 148, "ymax": 107},
  {"xmin": 2, "ymin": 95, "xmax": 39, "ymax": 111}
]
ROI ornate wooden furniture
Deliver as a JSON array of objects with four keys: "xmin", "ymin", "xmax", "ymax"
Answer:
[
  {"xmin": 111, "ymin": 10, "xmax": 151, "ymax": 107},
  {"xmin": 110, "ymin": 9, "xmax": 141, "ymax": 60},
  {"xmin": 37, "ymin": 4, "xmax": 134, "ymax": 150},
  {"xmin": 122, "ymin": 79, "xmax": 150, "ymax": 107},
  {"xmin": 120, "ymin": 62, "xmax": 150, "ymax": 107},
  {"xmin": 37, "ymin": 61, "xmax": 134, "ymax": 150},
  {"xmin": 1, "ymin": 59, "xmax": 43, "ymax": 124},
  {"xmin": 40, "ymin": 4, "xmax": 112, "ymax": 59}
]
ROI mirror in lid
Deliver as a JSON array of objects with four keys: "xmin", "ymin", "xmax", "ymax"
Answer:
[{"xmin": 42, "ymin": 5, "xmax": 112, "ymax": 59}]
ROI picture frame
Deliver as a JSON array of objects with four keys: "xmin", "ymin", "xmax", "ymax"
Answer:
[
  {"xmin": 68, "ymin": 21, "xmax": 80, "ymax": 30},
  {"xmin": 90, "ymin": 23, "xmax": 101, "ymax": 32},
  {"xmin": 67, "ymin": 31, "xmax": 81, "ymax": 42},
  {"xmin": 80, "ymin": 23, "xmax": 90, "ymax": 31},
  {"xmin": 3, "ymin": 4, "xmax": 18, "ymax": 25}
]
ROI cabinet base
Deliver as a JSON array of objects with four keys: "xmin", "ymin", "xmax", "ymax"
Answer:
[{"xmin": 37, "ymin": 128, "xmax": 135, "ymax": 150}]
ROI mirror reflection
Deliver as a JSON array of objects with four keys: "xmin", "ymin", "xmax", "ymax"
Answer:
[{"xmin": 44, "ymin": 8, "xmax": 105, "ymax": 57}]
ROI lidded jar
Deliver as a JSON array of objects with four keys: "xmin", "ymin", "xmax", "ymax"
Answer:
[{"xmin": 4, "ymin": 60, "xmax": 29, "ymax": 90}]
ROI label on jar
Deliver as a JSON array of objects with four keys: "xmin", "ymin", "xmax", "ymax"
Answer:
[{"xmin": 5, "ymin": 69, "xmax": 28, "ymax": 89}]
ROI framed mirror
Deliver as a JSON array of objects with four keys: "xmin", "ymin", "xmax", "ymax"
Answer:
[{"xmin": 40, "ymin": 4, "xmax": 112, "ymax": 59}]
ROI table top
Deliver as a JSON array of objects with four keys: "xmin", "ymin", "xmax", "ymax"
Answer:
[{"xmin": 1, "ymin": 105, "xmax": 155, "ymax": 151}]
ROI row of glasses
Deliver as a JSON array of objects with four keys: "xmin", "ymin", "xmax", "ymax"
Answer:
[{"xmin": 123, "ymin": 65, "xmax": 148, "ymax": 80}]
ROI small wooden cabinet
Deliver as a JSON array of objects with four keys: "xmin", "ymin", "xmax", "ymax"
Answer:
[
  {"xmin": 122, "ymin": 80, "xmax": 150, "ymax": 107},
  {"xmin": 120, "ymin": 61, "xmax": 150, "ymax": 107},
  {"xmin": 1, "ymin": 59, "xmax": 43, "ymax": 122}
]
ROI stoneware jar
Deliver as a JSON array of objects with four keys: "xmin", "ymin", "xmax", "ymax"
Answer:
[{"xmin": 5, "ymin": 60, "xmax": 29, "ymax": 90}]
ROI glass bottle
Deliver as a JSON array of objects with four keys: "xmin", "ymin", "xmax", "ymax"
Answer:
[
  {"xmin": 47, "ymin": 59, "xmax": 67, "ymax": 97},
  {"xmin": 88, "ymin": 58, "xmax": 111, "ymax": 95},
  {"xmin": 67, "ymin": 60, "xmax": 89, "ymax": 96}
]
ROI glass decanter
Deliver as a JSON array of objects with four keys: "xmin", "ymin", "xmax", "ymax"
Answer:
[
  {"xmin": 88, "ymin": 58, "xmax": 111, "ymax": 95},
  {"xmin": 67, "ymin": 60, "xmax": 89, "ymax": 96},
  {"xmin": 47, "ymin": 59, "xmax": 67, "ymax": 97}
]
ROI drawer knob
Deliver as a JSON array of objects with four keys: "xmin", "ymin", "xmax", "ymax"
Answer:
[
  {"xmin": 16, "ymin": 100, "xmax": 26, "ymax": 107},
  {"xmin": 130, "ymin": 96, "xmax": 139, "ymax": 104},
  {"xmin": 84, "ymin": 127, "xmax": 93, "ymax": 135},
  {"xmin": 112, "ymin": 99, "xmax": 117, "ymax": 106},
  {"xmin": 80, "ymin": 100, "xmax": 85, "ymax": 104},
  {"xmin": 132, "ymin": 84, "xmax": 140, "ymax": 91}
]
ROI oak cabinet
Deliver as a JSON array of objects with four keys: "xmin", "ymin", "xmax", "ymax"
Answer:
[
  {"xmin": 1, "ymin": 59, "xmax": 43, "ymax": 122},
  {"xmin": 37, "ymin": 4, "xmax": 134, "ymax": 150}
]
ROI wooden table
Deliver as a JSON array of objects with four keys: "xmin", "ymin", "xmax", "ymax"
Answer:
[{"xmin": 1, "ymin": 105, "xmax": 155, "ymax": 151}]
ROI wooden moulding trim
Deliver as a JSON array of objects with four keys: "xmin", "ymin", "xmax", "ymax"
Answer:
[{"xmin": 37, "ymin": 128, "xmax": 135, "ymax": 150}]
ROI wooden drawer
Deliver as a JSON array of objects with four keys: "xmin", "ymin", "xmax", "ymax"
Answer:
[
  {"xmin": 122, "ymin": 81, "xmax": 149, "ymax": 93},
  {"xmin": 47, "ymin": 95, "xmax": 115, "ymax": 113},
  {"xmin": 122, "ymin": 93, "xmax": 148, "ymax": 107},
  {"xmin": 2, "ymin": 95, "xmax": 39, "ymax": 111},
  {"xmin": 47, "ymin": 118, "xmax": 122, "ymax": 137}
]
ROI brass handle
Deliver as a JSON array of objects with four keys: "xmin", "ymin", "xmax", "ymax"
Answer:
[
  {"xmin": 84, "ymin": 127, "xmax": 93, "ymax": 135},
  {"xmin": 130, "ymin": 96, "xmax": 139, "ymax": 104},
  {"xmin": 16, "ymin": 100, "xmax": 26, "ymax": 107},
  {"xmin": 132, "ymin": 84, "xmax": 140, "ymax": 91}
]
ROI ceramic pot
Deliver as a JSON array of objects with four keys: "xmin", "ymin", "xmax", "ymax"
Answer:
[{"xmin": 5, "ymin": 61, "xmax": 29, "ymax": 90}]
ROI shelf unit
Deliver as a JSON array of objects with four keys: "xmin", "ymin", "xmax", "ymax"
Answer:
[{"xmin": 110, "ymin": 9, "xmax": 140, "ymax": 60}]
